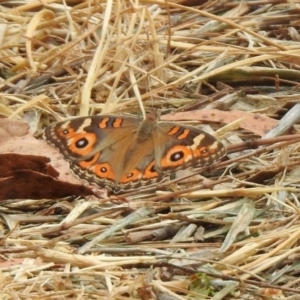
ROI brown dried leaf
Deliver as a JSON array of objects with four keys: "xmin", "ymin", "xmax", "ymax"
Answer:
[
  {"xmin": 162, "ymin": 110, "xmax": 278, "ymax": 136},
  {"xmin": 0, "ymin": 153, "xmax": 94, "ymax": 200}
]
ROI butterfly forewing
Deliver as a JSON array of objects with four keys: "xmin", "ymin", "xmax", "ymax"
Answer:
[{"xmin": 157, "ymin": 122, "xmax": 226, "ymax": 171}]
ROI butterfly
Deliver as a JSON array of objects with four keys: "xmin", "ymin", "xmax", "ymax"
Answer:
[{"xmin": 45, "ymin": 112, "xmax": 226, "ymax": 194}]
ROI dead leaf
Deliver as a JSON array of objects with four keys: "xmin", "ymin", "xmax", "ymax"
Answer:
[
  {"xmin": 0, "ymin": 153, "xmax": 94, "ymax": 200},
  {"xmin": 162, "ymin": 110, "xmax": 278, "ymax": 136}
]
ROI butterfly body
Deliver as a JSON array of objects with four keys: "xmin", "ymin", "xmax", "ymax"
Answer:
[{"xmin": 45, "ymin": 114, "xmax": 226, "ymax": 194}]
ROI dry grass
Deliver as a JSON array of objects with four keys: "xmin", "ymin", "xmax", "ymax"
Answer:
[{"xmin": 2, "ymin": 0, "xmax": 300, "ymax": 299}]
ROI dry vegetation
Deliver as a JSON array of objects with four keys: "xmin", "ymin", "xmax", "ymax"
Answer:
[{"xmin": 2, "ymin": 0, "xmax": 300, "ymax": 299}]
